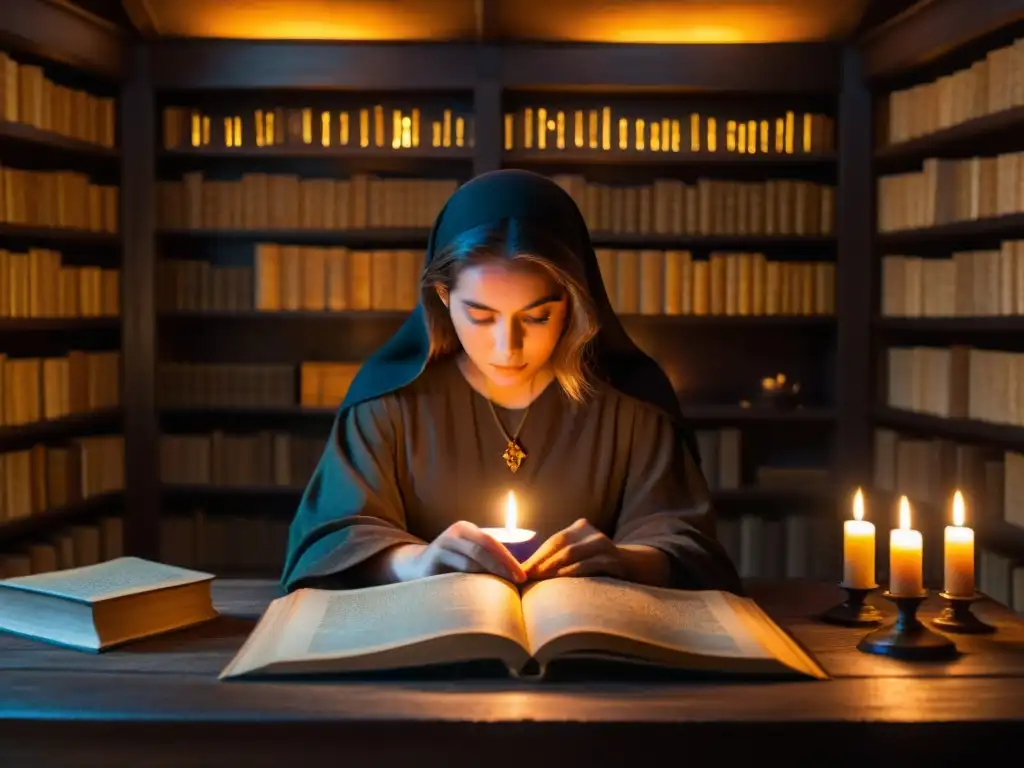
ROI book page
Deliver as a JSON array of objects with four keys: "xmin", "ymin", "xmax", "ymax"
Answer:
[
  {"xmin": 521, "ymin": 577, "xmax": 769, "ymax": 659},
  {"xmin": 270, "ymin": 572, "xmax": 528, "ymax": 663},
  {"xmin": 0, "ymin": 557, "xmax": 214, "ymax": 603}
]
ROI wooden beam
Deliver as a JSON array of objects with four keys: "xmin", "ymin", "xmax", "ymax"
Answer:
[
  {"xmin": 474, "ymin": 0, "xmax": 500, "ymax": 42},
  {"xmin": 860, "ymin": 0, "xmax": 1024, "ymax": 79},
  {"xmin": 152, "ymin": 40, "xmax": 841, "ymax": 93},
  {"xmin": 121, "ymin": 0, "xmax": 159, "ymax": 40},
  {"xmin": 498, "ymin": 43, "xmax": 842, "ymax": 93},
  {"xmin": 120, "ymin": 41, "xmax": 161, "ymax": 559},
  {"xmin": 835, "ymin": 47, "xmax": 874, "ymax": 493},
  {"xmin": 0, "ymin": 0, "xmax": 125, "ymax": 78},
  {"xmin": 151, "ymin": 40, "xmax": 480, "ymax": 90}
]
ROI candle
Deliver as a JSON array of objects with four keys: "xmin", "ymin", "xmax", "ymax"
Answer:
[
  {"xmin": 480, "ymin": 491, "xmax": 539, "ymax": 563},
  {"xmin": 843, "ymin": 488, "xmax": 876, "ymax": 589},
  {"xmin": 889, "ymin": 495, "xmax": 924, "ymax": 597},
  {"xmin": 944, "ymin": 490, "xmax": 975, "ymax": 597}
]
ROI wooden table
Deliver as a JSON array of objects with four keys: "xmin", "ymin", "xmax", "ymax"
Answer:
[{"xmin": 1, "ymin": 579, "xmax": 1022, "ymax": 767}]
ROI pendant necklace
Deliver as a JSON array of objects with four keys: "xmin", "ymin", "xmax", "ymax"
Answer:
[{"xmin": 486, "ymin": 399, "xmax": 531, "ymax": 474}]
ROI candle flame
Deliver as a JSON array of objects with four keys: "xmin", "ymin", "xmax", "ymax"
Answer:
[
  {"xmin": 505, "ymin": 491, "xmax": 517, "ymax": 532},
  {"xmin": 899, "ymin": 495, "xmax": 911, "ymax": 530},
  {"xmin": 853, "ymin": 488, "xmax": 864, "ymax": 522},
  {"xmin": 953, "ymin": 490, "xmax": 965, "ymax": 527}
]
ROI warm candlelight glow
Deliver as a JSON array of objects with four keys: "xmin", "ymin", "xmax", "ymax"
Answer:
[
  {"xmin": 505, "ymin": 491, "xmax": 517, "ymax": 532},
  {"xmin": 481, "ymin": 491, "xmax": 537, "ymax": 558},
  {"xmin": 843, "ymin": 487, "xmax": 875, "ymax": 589},
  {"xmin": 944, "ymin": 489, "xmax": 975, "ymax": 597},
  {"xmin": 899, "ymin": 495, "xmax": 911, "ymax": 530},
  {"xmin": 890, "ymin": 495, "xmax": 923, "ymax": 596}
]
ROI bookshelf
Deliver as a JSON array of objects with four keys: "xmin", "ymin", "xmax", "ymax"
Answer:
[
  {"xmin": 0, "ymin": 9, "xmax": 126, "ymax": 578},
  {"xmin": 867, "ymin": 8, "xmax": 1024, "ymax": 611},
  {"xmin": 136, "ymin": 45, "xmax": 854, "ymax": 582},
  {"xmin": 0, "ymin": 3, "xmax": 934, "ymax": 593}
]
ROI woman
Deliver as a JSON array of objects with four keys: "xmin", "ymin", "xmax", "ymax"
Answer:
[{"xmin": 281, "ymin": 169, "xmax": 741, "ymax": 594}]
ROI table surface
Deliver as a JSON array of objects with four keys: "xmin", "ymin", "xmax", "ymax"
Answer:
[{"xmin": 2, "ymin": 579, "xmax": 1023, "ymax": 766}]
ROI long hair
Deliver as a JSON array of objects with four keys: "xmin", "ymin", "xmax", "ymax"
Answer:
[{"xmin": 421, "ymin": 218, "xmax": 600, "ymax": 403}]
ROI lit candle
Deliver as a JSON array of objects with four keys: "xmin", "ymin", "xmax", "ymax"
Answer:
[
  {"xmin": 944, "ymin": 490, "xmax": 975, "ymax": 597},
  {"xmin": 843, "ymin": 488, "xmax": 876, "ymax": 589},
  {"xmin": 480, "ymin": 491, "xmax": 538, "ymax": 563},
  {"xmin": 889, "ymin": 496, "xmax": 924, "ymax": 597}
]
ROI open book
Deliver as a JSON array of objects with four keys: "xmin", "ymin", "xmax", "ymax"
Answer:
[
  {"xmin": 220, "ymin": 574, "xmax": 827, "ymax": 680},
  {"xmin": 0, "ymin": 557, "xmax": 219, "ymax": 652}
]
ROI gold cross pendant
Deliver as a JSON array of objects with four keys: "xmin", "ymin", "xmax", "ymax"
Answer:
[{"xmin": 502, "ymin": 440, "xmax": 527, "ymax": 474}]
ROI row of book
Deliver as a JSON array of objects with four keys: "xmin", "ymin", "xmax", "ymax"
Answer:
[
  {"xmin": 596, "ymin": 250, "xmax": 835, "ymax": 317},
  {"xmin": 885, "ymin": 36, "xmax": 1024, "ymax": 145},
  {"xmin": 0, "ymin": 516, "xmax": 123, "ymax": 578},
  {"xmin": 159, "ymin": 173, "xmax": 459, "ymax": 231},
  {"xmin": 0, "ymin": 51, "xmax": 117, "ymax": 148},
  {"xmin": 886, "ymin": 346, "xmax": 1024, "ymax": 426},
  {"xmin": 0, "ymin": 351, "xmax": 120, "ymax": 427},
  {"xmin": 0, "ymin": 249, "xmax": 119, "ymax": 318},
  {"xmin": 250, "ymin": 245, "xmax": 420, "ymax": 313},
  {"xmin": 0, "ymin": 167, "xmax": 119, "ymax": 232},
  {"xmin": 876, "ymin": 428, "xmax": 1023, "ymax": 530},
  {"xmin": 156, "ymin": 361, "xmax": 359, "ymax": 410},
  {"xmin": 162, "ymin": 106, "xmax": 472, "ymax": 152},
  {"xmin": 160, "ymin": 431, "xmax": 323, "ymax": 489},
  {"xmin": 874, "ymin": 429, "xmax": 1022, "ymax": 611},
  {"xmin": 508, "ymin": 109, "xmax": 835, "ymax": 156},
  {"xmin": 0, "ymin": 436, "xmax": 124, "ymax": 524},
  {"xmin": 877, "ymin": 154, "xmax": 1024, "ymax": 233},
  {"xmin": 158, "ymin": 247, "xmax": 837, "ymax": 319},
  {"xmin": 881, "ymin": 245, "xmax": 1024, "ymax": 317},
  {"xmin": 552, "ymin": 175, "xmax": 835, "ymax": 237},
  {"xmin": 690, "ymin": 427, "xmax": 832, "ymax": 494}
]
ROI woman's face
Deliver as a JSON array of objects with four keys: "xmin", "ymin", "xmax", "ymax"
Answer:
[{"xmin": 439, "ymin": 260, "xmax": 568, "ymax": 389}]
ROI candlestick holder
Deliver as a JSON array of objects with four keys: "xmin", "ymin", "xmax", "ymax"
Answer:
[
  {"xmin": 857, "ymin": 592, "xmax": 958, "ymax": 661},
  {"xmin": 931, "ymin": 592, "xmax": 996, "ymax": 635},
  {"xmin": 819, "ymin": 583, "xmax": 882, "ymax": 627}
]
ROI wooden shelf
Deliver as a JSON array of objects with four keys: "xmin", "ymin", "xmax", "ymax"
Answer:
[
  {"xmin": 0, "ymin": 491, "xmax": 123, "ymax": 544},
  {"xmin": 161, "ymin": 483, "xmax": 831, "ymax": 505},
  {"xmin": 874, "ymin": 106, "xmax": 1024, "ymax": 164},
  {"xmin": 591, "ymin": 232, "xmax": 834, "ymax": 249},
  {"xmin": 978, "ymin": 519, "xmax": 1024, "ymax": 563},
  {"xmin": 713, "ymin": 486, "xmax": 835, "ymax": 504},
  {"xmin": 873, "ymin": 407, "xmax": 1024, "ymax": 451},
  {"xmin": 157, "ymin": 228, "xmax": 430, "ymax": 246},
  {"xmin": 160, "ymin": 310, "xmax": 409, "ymax": 322},
  {"xmin": 874, "ymin": 317, "xmax": 1024, "ymax": 333},
  {"xmin": 0, "ymin": 120, "xmax": 119, "ymax": 159},
  {"xmin": 505, "ymin": 149, "xmax": 836, "ymax": 167},
  {"xmin": 0, "ymin": 409, "xmax": 122, "ymax": 452},
  {"xmin": 0, "ymin": 317, "xmax": 120, "ymax": 331},
  {"xmin": 156, "ymin": 229, "xmax": 833, "ymax": 250},
  {"xmin": 158, "ymin": 309, "xmax": 834, "ymax": 328},
  {"xmin": 682, "ymin": 405, "xmax": 835, "ymax": 422},
  {"xmin": 160, "ymin": 146, "xmax": 473, "ymax": 161},
  {"xmin": 159, "ymin": 404, "xmax": 836, "ymax": 424},
  {"xmin": 160, "ymin": 406, "xmax": 336, "ymax": 420},
  {"xmin": 876, "ymin": 214, "xmax": 1024, "ymax": 246},
  {"xmin": 0, "ymin": 224, "xmax": 120, "ymax": 245}
]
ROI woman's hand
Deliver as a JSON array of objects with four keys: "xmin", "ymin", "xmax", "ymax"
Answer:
[
  {"xmin": 522, "ymin": 519, "xmax": 627, "ymax": 580},
  {"xmin": 390, "ymin": 521, "xmax": 526, "ymax": 584}
]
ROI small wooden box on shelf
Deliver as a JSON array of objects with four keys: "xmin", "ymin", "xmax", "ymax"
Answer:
[
  {"xmin": 870, "ymin": 20, "xmax": 1024, "ymax": 613},
  {"xmin": 0, "ymin": 44, "xmax": 126, "ymax": 579}
]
